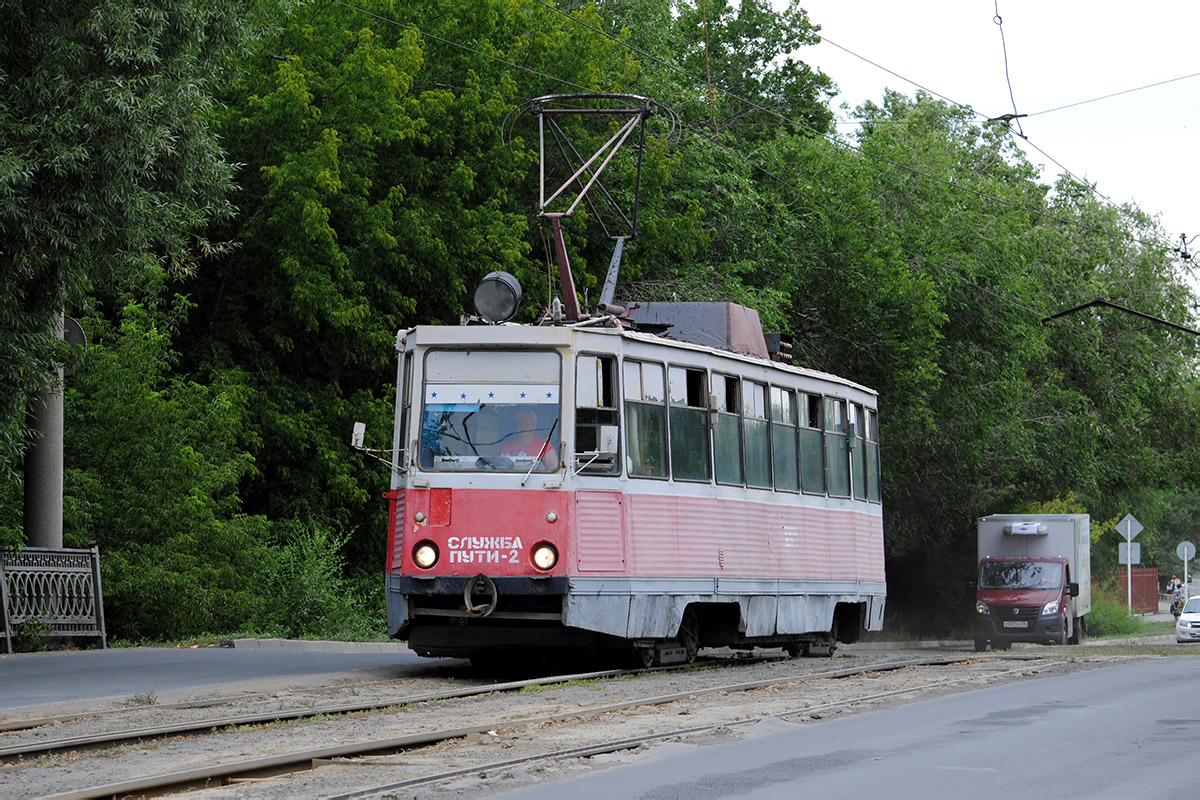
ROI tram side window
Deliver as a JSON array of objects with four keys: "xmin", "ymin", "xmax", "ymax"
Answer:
[
  {"xmin": 624, "ymin": 360, "xmax": 667, "ymax": 478},
  {"xmin": 770, "ymin": 386, "xmax": 799, "ymax": 492},
  {"xmin": 713, "ymin": 374, "xmax": 743, "ymax": 485},
  {"xmin": 576, "ymin": 355, "xmax": 619, "ymax": 474},
  {"xmin": 865, "ymin": 408, "xmax": 881, "ymax": 502},
  {"xmin": 799, "ymin": 393, "xmax": 825, "ymax": 494},
  {"xmin": 744, "ymin": 381, "xmax": 771, "ymax": 488},
  {"xmin": 850, "ymin": 403, "xmax": 867, "ymax": 501},
  {"xmin": 669, "ymin": 366, "xmax": 712, "ymax": 481},
  {"xmin": 824, "ymin": 398, "xmax": 851, "ymax": 497}
]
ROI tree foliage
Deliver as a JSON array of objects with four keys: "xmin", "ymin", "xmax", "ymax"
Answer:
[{"xmin": 0, "ymin": 0, "xmax": 257, "ymax": 474}]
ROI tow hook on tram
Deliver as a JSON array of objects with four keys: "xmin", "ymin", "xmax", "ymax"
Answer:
[{"xmin": 464, "ymin": 574, "xmax": 498, "ymax": 617}]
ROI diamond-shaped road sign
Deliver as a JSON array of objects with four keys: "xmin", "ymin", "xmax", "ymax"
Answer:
[{"xmin": 1117, "ymin": 513, "xmax": 1143, "ymax": 541}]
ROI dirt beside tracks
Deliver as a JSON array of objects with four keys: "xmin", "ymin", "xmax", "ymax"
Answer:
[{"xmin": 0, "ymin": 645, "xmax": 1187, "ymax": 799}]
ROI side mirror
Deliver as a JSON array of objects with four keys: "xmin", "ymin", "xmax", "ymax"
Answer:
[{"xmin": 1067, "ymin": 582, "xmax": 1080, "ymax": 598}]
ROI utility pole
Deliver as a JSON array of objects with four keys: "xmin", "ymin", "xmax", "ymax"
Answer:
[{"xmin": 22, "ymin": 312, "xmax": 66, "ymax": 549}]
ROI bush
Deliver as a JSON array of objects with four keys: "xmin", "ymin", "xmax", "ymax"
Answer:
[
  {"xmin": 253, "ymin": 521, "xmax": 378, "ymax": 641},
  {"xmin": 1085, "ymin": 593, "xmax": 1144, "ymax": 637}
]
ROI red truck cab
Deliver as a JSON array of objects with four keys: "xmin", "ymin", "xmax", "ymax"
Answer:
[{"xmin": 974, "ymin": 556, "xmax": 1080, "ymax": 650}]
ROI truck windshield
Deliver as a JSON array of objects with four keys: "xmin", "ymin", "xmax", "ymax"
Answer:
[
  {"xmin": 979, "ymin": 561, "xmax": 1063, "ymax": 590},
  {"xmin": 419, "ymin": 350, "xmax": 561, "ymax": 473}
]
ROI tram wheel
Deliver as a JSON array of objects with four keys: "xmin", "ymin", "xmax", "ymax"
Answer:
[
  {"xmin": 634, "ymin": 645, "xmax": 657, "ymax": 669},
  {"xmin": 677, "ymin": 608, "xmax": 700, "ymax": 664}
]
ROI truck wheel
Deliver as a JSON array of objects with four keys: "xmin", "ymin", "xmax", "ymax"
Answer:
[
  {"xmin": 974, "ymin": 638, "xmax": 987, "ymax": 653},
  {"xmin": 1068, "ymin": 617, "xmax": 1083, "ymax": 645}
]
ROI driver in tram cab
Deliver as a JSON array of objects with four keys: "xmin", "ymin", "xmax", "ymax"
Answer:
[{"xmin": 500, "ymin": 406, "xmax": 559, "ymax": 470}]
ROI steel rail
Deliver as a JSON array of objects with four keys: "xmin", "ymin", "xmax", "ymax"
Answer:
[
  {"xmin": 0, "ymin": 675, "xmax": 426, "ymax": 734},
  {"xmin": 0, "ymin": 653, "xmax": 783, "ymax": 759},
  {"xmin": 328, "ymin": 659, "xmax": 1048, "ymax": 799},
  {"xmin": 0, "ymin": 666, "xmax": 631, "ymax": 761},
  {"xmin": 38, "ymin": 654, "xmax": 1027, "ymax": 798}
]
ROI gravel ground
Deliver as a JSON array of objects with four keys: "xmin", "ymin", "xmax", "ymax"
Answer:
[{"xmin": 2, "ymin": 645, "xmax": 1171, "ymax": 799}]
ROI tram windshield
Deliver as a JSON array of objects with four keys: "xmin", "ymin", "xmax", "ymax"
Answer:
[
  {"xmin": 419, "ymin": 350, "xmax": 561, "ymax": 473},
  {"xmin": 979, "ymin": 561, "xmax": 1063, "ymax": 590}
]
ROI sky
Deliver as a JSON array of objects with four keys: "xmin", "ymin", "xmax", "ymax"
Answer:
[{"xmin": 793, "ymin": 1, "xmax": 1200, "ymax": 258}]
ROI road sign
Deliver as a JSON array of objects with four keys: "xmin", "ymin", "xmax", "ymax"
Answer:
[
  {"xmin": 1119, "ymin": 541, "xmax": 1141, "ymax": 565},
  {"xmin": 1117, "ymin": 514, "xmax": 1143, "ymax": 540},
  {"xmin": 1178, "ymin": 541, "xmax": 1196, "ymax": 561}
]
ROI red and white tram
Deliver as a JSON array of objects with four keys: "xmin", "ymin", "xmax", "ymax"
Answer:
[{"xmin": 380, "ymin": 297, "xmax": 885, "ymax": 667}]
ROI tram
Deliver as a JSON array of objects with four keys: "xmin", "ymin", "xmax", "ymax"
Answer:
[
  {"xmin": 366, "ymin": 93, "xmax": 884, "ymax": 667},
  {"xmin": 375, "ymin": 292, "xmax": 885, "ymax": 666}
]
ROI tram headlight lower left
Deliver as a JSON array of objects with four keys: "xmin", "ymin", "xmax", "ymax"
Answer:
[
  {"xmin": 413, "ymin": 541, "xmax": 439, "ymax": 569},
  {"xmin": 531, "ymin": 542, "xmax": 558, "ymax": 571}
]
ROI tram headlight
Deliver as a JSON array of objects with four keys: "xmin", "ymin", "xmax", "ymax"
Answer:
[
  {"xmin": 413, "ymin": 541, "xmax": 439, "ymax": 569},
  {"xmin": 474, "ymin": 271, "xmax": 522, "ymax": 323},
  {"xmin": 531, "ymin": 542, "xmax": 558, "ymax": 571}
]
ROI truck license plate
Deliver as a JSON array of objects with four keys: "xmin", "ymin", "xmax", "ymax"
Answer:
[{"xmin": 1002, "ymin": 620, "xmax": 1028, "ymax": 628}]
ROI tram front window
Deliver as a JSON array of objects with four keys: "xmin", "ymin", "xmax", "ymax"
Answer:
[
  {"xmin": 421, "ymin": 400, "xmax": 560, "ymax": 472},
  {"xmin": 420, "ymin": 350, "xmax": 561, "ymax": 473}
]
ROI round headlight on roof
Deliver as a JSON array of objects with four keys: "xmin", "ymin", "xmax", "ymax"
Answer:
[{"xmin": 474, "ymin": 271, "xmax": 523, "ymax": 322}]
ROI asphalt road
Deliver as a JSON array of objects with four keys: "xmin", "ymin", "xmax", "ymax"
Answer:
[
  {"xmin": 0, "ymin": 642, "xmax": 427, "ymax": 713},
  {"xmin": 497, "ymin": 657, "xmax": 1200, "ymax": 799}
]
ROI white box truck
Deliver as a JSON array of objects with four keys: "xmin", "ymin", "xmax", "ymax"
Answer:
[{"xmin": 972, "ymin": 514, "xmax": 1091, "ymax": 652}]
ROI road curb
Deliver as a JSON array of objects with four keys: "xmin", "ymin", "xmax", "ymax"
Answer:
[{"xmin": 222, "ymin": 638, "xmax": 412, "ymax": 654}]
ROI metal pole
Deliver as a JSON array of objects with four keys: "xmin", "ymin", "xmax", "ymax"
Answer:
[
  {"xmin": 23, "ymin": 312, "xmax": 64, "ymax": 549},
  {"xmin": 1123, "ymin": 561, "xmax": 1132, "ymax": 618},
  {"xmin": 1127, "ymin": 538, "xmax": 1132, "ymax": 615},
  {"xmin": 548, "ymin": 215, "xmax": 582, "ymax": 321}
]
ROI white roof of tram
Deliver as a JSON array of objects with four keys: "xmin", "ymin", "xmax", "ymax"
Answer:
[{"xmin": 398, "ymin": 322, "xmax": 878, "ymax": 400}]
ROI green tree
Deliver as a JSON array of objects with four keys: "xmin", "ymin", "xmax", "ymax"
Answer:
[
  {"xmin": 844, "ymin": 92, "xmax": 1200, "ymax": 630},
  {"xmin": 62, "ymin": 298, "xmax": 271, "ymax": 641},
  {"xmin": 176, "ymin": 0, "xmax": 637, "ymax": 572},
  {"xmin": 0, "ymin": 0, "xmax": 256, "ymax": 477}
]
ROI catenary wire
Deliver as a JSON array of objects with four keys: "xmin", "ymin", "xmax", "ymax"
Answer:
[
  {"xmin": 1027, "ymin": 70, "xmax": 1200, "ymax": 117},
  {"xmin": 536, "ymin": 1, "xmax": 1174, "ymax": 254},
  {"xmin": 808, "ymin": 22, "xmax": 1177, "ymax": 253}
]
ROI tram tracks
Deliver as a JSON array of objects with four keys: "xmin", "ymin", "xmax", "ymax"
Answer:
[{"xmin": 3, "ymin": 652, "xmax": 1061, "ymax": 799}]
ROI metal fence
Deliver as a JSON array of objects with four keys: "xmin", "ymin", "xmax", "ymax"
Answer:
[{"xmin": 1, "ymin": 545, "xmax": 106, "ymax": 654}]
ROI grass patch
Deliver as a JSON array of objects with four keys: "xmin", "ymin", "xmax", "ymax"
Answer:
[{"xmin": 521, "ymin": 678, "xmax": 603, "ymax": 692}]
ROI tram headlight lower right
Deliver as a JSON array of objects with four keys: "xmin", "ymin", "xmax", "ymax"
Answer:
[
  {"xmin": 531, "ymin": 542, "xmax": 558, "ymax": 571},
  {"xmin": 413, "ymin": 541, "xmax": 439, "ymax": 569}
]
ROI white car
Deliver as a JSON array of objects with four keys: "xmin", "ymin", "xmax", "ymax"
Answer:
[{"xmin": 1176, "ymin": 596, "xmax": 1200, "ymax": 643}]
